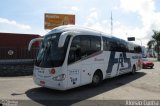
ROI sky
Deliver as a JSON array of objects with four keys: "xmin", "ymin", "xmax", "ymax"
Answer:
[{"xmin": 1, "ymin": 0, "xmax": 160, "ymax": 47}]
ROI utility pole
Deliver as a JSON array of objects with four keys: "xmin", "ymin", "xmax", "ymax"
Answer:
[{"xmin": 111, "ymin": 11, "xmax": 113, "ymax": 35}]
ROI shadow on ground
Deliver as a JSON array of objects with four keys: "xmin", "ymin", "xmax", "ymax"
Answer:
[{"xmin": 25, "ymin": 72, "xmax": 146, "ymax": 106}]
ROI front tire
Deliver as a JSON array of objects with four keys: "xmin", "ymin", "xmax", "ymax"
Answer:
[
  {"xmin": 92, "ymin": 71, "xmax": 102, "ymax": 86},
  {"xmin": 131, "ymin": 65, "xmax": 136, "ymax": 74}
]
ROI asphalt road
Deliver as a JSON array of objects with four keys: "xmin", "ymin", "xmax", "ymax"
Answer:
[{"xmin": 0, "ymin": 59, "xmax": 160, "ymax": 106}]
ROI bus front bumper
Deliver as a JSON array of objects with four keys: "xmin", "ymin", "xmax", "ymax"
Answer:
[{"xmin": 33, "ymin": 77, "xmax": 68, "ymax": 90}]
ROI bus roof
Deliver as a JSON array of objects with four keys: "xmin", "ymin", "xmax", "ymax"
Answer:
[
  {"xmin": 46, "ymin": 25, "xmax": 105, "ymax": 37},
  {"xmin": 45, "ymin": 25, "xmax": 141, "ymax": 46}
]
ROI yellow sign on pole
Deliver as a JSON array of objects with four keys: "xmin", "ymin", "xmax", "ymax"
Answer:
[{"xmin": 44, "ymin": 13, "xmax": 75, "ymax": 29}]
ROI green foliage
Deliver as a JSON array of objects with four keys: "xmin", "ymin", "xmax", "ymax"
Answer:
[
  {"xmin": 147, "ymin": 30, "xmax": 160, "ymax": 61},
  {"xmin": 152, "ymin": 30, "xmax": 160, "ymax": 44},
  {"xmin": 147, "ymin": 30, "xmax": 160, "ymax": 51},
  {"xmin": 147, "ymin": 40, "xmax": 155, "ymax": 49}
]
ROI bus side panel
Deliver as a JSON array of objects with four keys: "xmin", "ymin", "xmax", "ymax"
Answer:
[
  {"xmin": 67, "ymin": 63, "xmax": 81, "ymax": 89},
  {"xmin": 80, "ymin": 51, "xmax": 105, "ymax": 85},
  {"xmin": 105, "ymin": 51, "xmax": 134, "ymax": 78}
]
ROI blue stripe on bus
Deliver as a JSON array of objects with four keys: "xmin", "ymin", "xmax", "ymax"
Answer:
[{"xmin": 106, "ymin": 51, "xmax": 131, "ymax": 75}]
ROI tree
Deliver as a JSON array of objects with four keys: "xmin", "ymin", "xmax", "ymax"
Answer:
[
  {"xmin": 147, "ymin": 40, "xmax": 155, "ymax": 49},
  {"xmin": 147, "ymin": 30, "xmax": 160, "ymax": 60}
]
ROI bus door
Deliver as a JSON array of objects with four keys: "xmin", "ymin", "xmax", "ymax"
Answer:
[
  {"xmin": 67, "ymin": 61, "xmax": 81, "ymax": 88},
  {"xmin": 79, "ymin": 36, "xmax": 94, "ymax": 85},
  {"xmin": 67, "ymin": 36, "xmax": 81, "ymax": 88},
  {"xmin": 81, "ymin": 60, "xmax": 92, "ymax": 85},
  {"xmin": 67, "ymin": 56, "xmax": 91, "ymax": 87}
]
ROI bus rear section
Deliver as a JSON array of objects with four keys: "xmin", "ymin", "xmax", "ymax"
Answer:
[{"xmin": 102, "ymin": 36, "xmax": 142, "ymax": 77}]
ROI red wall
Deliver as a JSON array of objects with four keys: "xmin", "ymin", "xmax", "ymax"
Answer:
[
  {"xmin": 0, "ymin": 33, "xmax": 41, "ymax": 59},
  {"xmin": 0, "ymin": 33, "xmax": 40, "ymax": 48}
]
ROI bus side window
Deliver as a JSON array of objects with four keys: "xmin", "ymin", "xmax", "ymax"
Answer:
[
  {"xmin": 103, "ymin": 37, "xmax": 110, "ymax": 51},
  {"xmin": 109, "ymin": 40, "xmax": 118, "ymax": 51},
  {"xmin": 80, "ymin": 35, "xmax": 100, "ymax": 57},
  {"xmin": 134, "ymin": 46, "xmax": 142, "ymax": 53},
  {"xmin": 80, "ymin": 36, "xmax": 90, "ymax": 58},
  {"xmin": 90, "ymin": 36, "xmax": 101, "ymax": 54},
  {"xmin": 68, "ymin": 36, "xmax": 81, "ymax": 64},
  {"xmin": 119, "ymin": 41, "xmax": 129, "ymax": 52}
]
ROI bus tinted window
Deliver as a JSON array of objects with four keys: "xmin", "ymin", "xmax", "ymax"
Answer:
[
  {"xmin": 109, "ymin": 40, "xmax": 119, "ymax": 51},
  {"xmin": 36, "ymin": 33, "xmax": 71, "ymax": 68},
  {"xmin": 119, "ymin": 41, "xmax": 129, "ymax": 52},
  {"xmin": 80, "ymin": 35, "xmax": 101, "ymax": 56},
  {"xmin": 127, "ymin": 43, "xmax": 142, "ymax": 53},
  {"xmin": 103, "ymin": 37, "xmax": 110, "ymax": 51},
  {"xmin": 80, "ymin": 36, "xmax": 90, "ymax": 57},
  {"xmin": 134, "ymin": 46, "xmax": 142, "ymax": 53},
  {"xmin": 68, "ymin": 35, "xmax": 101, "ymax": 64},
  {"xmin": 90, "ymin": 36, "xmax": 101, "ymax": 53},
  {"xmin": 68, "ymin": 36, "xmax": 81, "ymax": 64},
  {"xmin": 103, "ymin": 36, "xmax": 129, "ymax": 52}
]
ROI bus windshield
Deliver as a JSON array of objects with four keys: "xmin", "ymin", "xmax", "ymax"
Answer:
[{"xmin": 35, "ymin": 33, "xmax": 70, "ymax": 68}]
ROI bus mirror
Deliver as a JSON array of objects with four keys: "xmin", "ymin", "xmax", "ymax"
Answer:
[
  {"xmin": 28, "ymin": 38, "xmax": 44, "ymax": 51},
  {"xmin": 58, "ymin": 32, "xmax": 69, "ymax": 48},
  {"xmin": 58, "ymin": 31, "xmax": 72, "ymax": 48}
]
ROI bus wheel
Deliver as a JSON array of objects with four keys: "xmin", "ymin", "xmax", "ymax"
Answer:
[
  {"xmin": 92, "ymin": 71, "xmax": 102, "ymax": 86},
  {"xmin": 131, "ymin": 65, "xmax": 136, "ymax": 74}
]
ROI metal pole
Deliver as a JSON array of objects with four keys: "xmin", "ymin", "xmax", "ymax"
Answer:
[{"xmin": 111, "ymin": 11, "xmax": 113, "ymax": 35}]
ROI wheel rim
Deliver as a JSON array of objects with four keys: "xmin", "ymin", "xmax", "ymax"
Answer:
[
  {"xmin": 93, "ymin": 75, "xmax": 100, "ymax": 84},
  {"xmin": 132, "ymin": 67, "xmax": 135, "ymax": 73}
]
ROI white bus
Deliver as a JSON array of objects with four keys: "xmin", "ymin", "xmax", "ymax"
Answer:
[{"xmin": 28, "ymin": 25, "xmax": 142, "ymax": 90}]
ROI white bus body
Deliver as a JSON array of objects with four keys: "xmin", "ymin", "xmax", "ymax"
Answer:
[{"xmin": 29, "ymin": 25, "xmax": 142, "ymax": 90}]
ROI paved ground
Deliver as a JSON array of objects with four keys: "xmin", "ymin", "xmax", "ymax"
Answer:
[{"xmin": 0, "ymin": 59, "xmax": 160, "ymax": 106}]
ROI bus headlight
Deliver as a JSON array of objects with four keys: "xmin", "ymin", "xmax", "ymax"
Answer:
[{"xmin": 52, "ymin": 74, "xmax": 66, "ymax": 81}]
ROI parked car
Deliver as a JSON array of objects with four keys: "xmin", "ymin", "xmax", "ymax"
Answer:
[{"xmin": 142, "ymin": 58, "xmax": 154, "ymax": 69}]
